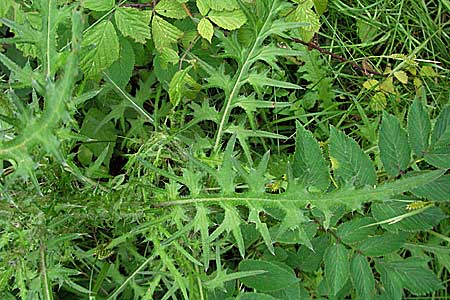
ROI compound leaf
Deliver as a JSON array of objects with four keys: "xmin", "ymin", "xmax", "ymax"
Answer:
[{"xmin": 114, "ymin": 7, "xmax": 152, "ymax": 44}]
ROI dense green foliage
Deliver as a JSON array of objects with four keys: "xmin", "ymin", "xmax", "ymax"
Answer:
[{"xmin": 0, "ymin": 0, "xmax": 449, "ymax": 299}]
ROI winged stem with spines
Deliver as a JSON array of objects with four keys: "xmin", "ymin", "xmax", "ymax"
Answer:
[
  {"xmin": 0, "ymin": 0, "xmax": 81, "ymax": 191},
  {"xmin": 211, "ymin": 0, "xmax": 306, "ymax": 152}
]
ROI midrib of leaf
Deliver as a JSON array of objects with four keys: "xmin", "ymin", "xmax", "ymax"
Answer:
[
  {"xmin": 213, "ymin": 2, "xmax": 278, "ymax": 152},
  {"xmin": 153, "ymin": 170, "xmax": 444, "ymax": 207}
]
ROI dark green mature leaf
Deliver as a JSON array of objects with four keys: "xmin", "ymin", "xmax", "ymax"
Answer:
[
  {"xmin": 351, "ymin": 254, "xmax": 375, "ymax": 300},
  {"xmin": 425, "ymin": 105, "xmax": 450, "ymax": 168},
  {"xmin": 237, "ymin": 293, "xmax": 277, "ymax": 300},
  {"xmin": 379, "ymin": 111, "xmax": 411, "ymax": 176},
  {"xmin": 371, "ymin": 201, "xmax": 446, "ymax": 232},
  {"xmin": 336, "ymin": 217, "xmax": 376, "ymax": 244},
  {"xmin": 377, "ymin": 258, "xmax": 444, "ymax": 296},
  {"xmin": 293, "ymin": 122, "xmax": 330, "ymax": 191},
  {"xmin": 106, "ymin": 38, "xmax": 135, "ymax": 89},
  {"xmin": 411, "ymin": 174, "xmax": 450, "ymax": 201},
  {"xmin": 80, "ymin": 20, "xmax": 119, "ymax": 77},
  {"xmin": 358, "ymin": 232, "xmax": 407, "ymax": 256},
  {"xmin": 376, "ymin": 261, "xmax": 403, "ymax": 300},
  {"xmin": 296, "ymin": 235, "xmax": 330, "ymax": 272},
  {"xmin": 114, "ymin": 7, "xmax": 152, "ymax": 44},
  {"xmin": 329, "ymin": 126, "xmax": 377, "ymax": 187},
  {"xmin": 238, "ymin": 260, "xmax": 298, "ymax": 292},
  {"xmin": 407, "ymin": 99, "xmax": 431, "ymax": 157},
  {"xmin": 324, "ymin": 243, "xmax": 350, "ymax": 295}
]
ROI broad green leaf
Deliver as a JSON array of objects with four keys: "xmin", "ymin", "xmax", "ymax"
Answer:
[
  {"xmin": 407, "ymin": 99, "xmax": 431, "ymax": 157},
  {"xmin": 105, "ymin": 38, "xmax": 135, "ymax": 89},
  {"xmin": 155, "ymin": 0, "xmax": 186, "ymax": 19},
  {"xmin": 238, "ymin": 260, "xmax": 298, "ymax": 292},
  {"xmin": 324, "ymin": 243, "xmax": 350, "ymax": 295},
  {"xmin": 286, "ymin": 0, "xmax": 320, "ymax": 42},
  {"xmin": 430, "ymin": 105, "xmax": 450, "ymax": 146},
  {"xmin": 0, "ymin": 0, "xmax": 13, "ymax": 18},
  {"xmin": 329, "ymin": 126, "xmax": 377, "ymax": 187},
  {"xmin": 376, "ymin": 261, "xmax": 403, "ymax": 300},
  {"xmin": 296, "ymin": 235, "xmax": 330, "ymax": 272},
  {"xmin": 197, "ymin": 18, "xmax": 214, "ymax": 43},
  {"xmin": 358, "ymin": 232, "xmax": 407, "ymax": 256},
  {"xmin": 351, "ymin": 254, "xmax": 375, "ymax": 300},
  {"xmin": 411, "ymin": 174, "xmax": 450, "ymax": 201},
  {"xmin": 379, "ymin": 112, "xmax": 411, "ymax": 176},
  {"xmin": 208, "ymin": 9, "xmax": 247, "ymax": 31},
  {"xmin": 424, "ymin": 145, "xmax": 450, "ymax": 168},
  {"xmin": 80, "ymin": 20, "xmax": 119, "ymax": 77},
  {"xmin": 151, "ymin": 15, "xmax": 183, "ymax": 51},
  {"xmin": 114, "ymin": 7, "xmax": 151, "ymax": 44},
  {"xmin": 196, "ymin": 0, "xmax": 210, "ymax": 15},
  {"xmin": 209, "ymin": 0, "xmax": 239, "ymax": 11},
  {"xmin": 336, "ymin": 217, "xmax": 376, "ymax": 244},
  {"xmin": 371, "ymin": 201, "xmax": 446, "ymax": 232},
  {"xmin": 377, "ymin": 258, "xmax": 444, "ymax": 295},
  {"xmin": 82, "ymin": 0, "xmax": 114, "ymax": 11},
  {"xmin": 313, "ymin": 0, "xmax": 328, "ymax": 15},
  {"xmin": 237, "ymin": 293, "xmax": 277, "ymax": 300},
  {"xmin": 293, "ymin": 122, "xmax": 330, "ymax": 191}
]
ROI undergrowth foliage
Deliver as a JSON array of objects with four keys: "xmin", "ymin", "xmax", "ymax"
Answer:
[{"xmin": 0, "ymin": 0, "xmax": 449, "ymax": 300}]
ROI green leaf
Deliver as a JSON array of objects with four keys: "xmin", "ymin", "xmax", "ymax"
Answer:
[
  {"xmin": 208, "ymin": 9, "xmax": 247, "ymax": 31},
  {"xmin": 371, "ymin": 201, "xmax": 446, "ymax": 232},
  {"xmin": 376, "ymin": 261, "xmax": 403, "ymax": 300},
  {"xmin": 168, "ymin": 67, "xmax": 201, "ymax": 106},
  {"xmin": 193, "ymin": 204, "xmax": 211, "ymax": 270},
  {"xmin": 377, "ymin": 258, "xmax": 444, "ymax": 295},
  {"xmin": 249, "ymin": 207, "xmax": 274, "ymax": 254},
  {"xmin": 351, "ymin": 254, "xmax": 375, "ymax": 300},
  {"xmin": 430, "ymin": 105, "xmax": 450, "ymax": 146},
  {"xmin": 407, "ymin": 99, "xmax": 431, "ymax": 157},
  {"xmin": 237, "ymin": 293, "xmax": 278, "ymax": 300},
  {"xmin": 114, "ymin": 7, "xmax": 152, "ymax": 44},
  {"xmin": 324, "ymin": 243, "xmax": 350, "ymax": 295},
  {"xmin": 336, "ymin": 217, "xmax": 376, "ymax": 244},
  {"xmin": 151, "ymin": 15, "xmax": 183, "ymax": 51},
  {"xmin": 358, "ymin": 232, "xmax": 407, "ymax": 256},
  {"xmin": 238, "ymin": 260, "xmax": 298, "ymax": 292},
  {"xmin": 379, "ymin": 111, "xmax": 411, "ymax": 176},
  {"xmin": 313, "ymin": 0, "xmax": 328, "ymax": 15},
  {"xmin": 293, "ymin": 122, "xmax": 330, "ymax": 191},
  {"xmin": 286, "ymin": 0, "xmax": 321, "ymax": 42},
  {"xmin": 155, "ymin": 0, "xmax": 186, "ymax": 19},
  {"xmin": 410, "ymin": 174, "xmax": 450, "ymax": 201},
  {"xmin": 296, "ymin": 235, "xmax": 330, "ymax": 272},
  {"xmin": 105, "ymin": 38, "xmax": 135, "ymax": 89},
  {"xmin": 329, "ymin": 126, "xmax": 377, "ymax": 187},
  {"xmin": 80, "ymin": 20, "xmax": 119, "ymax": 77},
  {"xmin": 197, "ymin": 18, "xmax": 214, "ymax": 43},
  {"xmin": 82, "ymin": 0, "xmax": 114, "ymax": 11},
  {"xmin": 247, "ymin": 72, "xmax": 303, "ymax": 90},
  {"xmin": 209, "ymin": 0, "xmax": 239, "ymax": 11},
  {"xmin": 196, "ymin": 0, "xmax": 210, "ymax": 15}
]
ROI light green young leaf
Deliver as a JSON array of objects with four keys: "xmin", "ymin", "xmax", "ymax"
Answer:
[
  {"xmin": 313, "ymin": 0, "xmax": 328, "ymax": 15},
  {"xmin": 114, "ymin": 7, "xmax": 151, "ymax": 44},
  {"xmin": 151, "ymin": 15, "xmax": 183, "ymax": 51},
  {"xmin": 197, "ymin": 18, "xmax": 214, "ymax": 43},
  {"xmin": 168, "ymin": 67, "xmax": 201, "ymax": 106},
  {"xmin": 155, "ymin": 0, "xmax": 186, "ymax": 19},
  {"xmin": 238, "ymin": 260, "xmax": 298, "ymax": 292},
  {"xmin": 208, "ymin": 9, "xmax": 247, "ymax": 30},
  {"xmin": 329, "ymin": 126, "xmax": 377, "ymax": 187},
  {"xmin": 379, "ymin": 111, "xmax": 411, "ymax": 176},
  {"xmin": 324, "ymin": 243, "xmax": 350, "ymax": 295},
  {"xmin": 293, "ymin": 122, "xmax": 330, "ymax": 191},
  {"xmin": 209, "ymin": 0, "xmax": 239, "ymax": 11},
  {"xmin": 351, "ymin": 254, "xmax": 375, "ymax": 300},
  {"xmin": 286, "ymin": 0, "xmax": 320, "ymax": 42},
  {"xmin": 407, "ymin": 99, "xmax": 431, "ymax": 157},
  {"xmin": 82, "ymin": 0, "xmax": 114, "ymax": 11},
  {"xmin": 80, "ymin": 20, "xmax": 119, "ymax": 77},
  {"xmin": 196, "ymin": 0, "xmax": 210, "ymax": 15}
]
